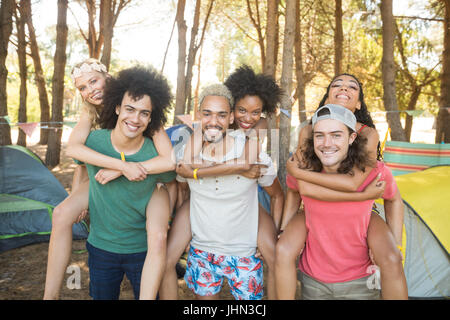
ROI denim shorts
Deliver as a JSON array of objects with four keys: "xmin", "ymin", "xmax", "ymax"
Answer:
[
  {"xmin": 184, "ymin": 246, "xmax": 264, "ymax": 300},
  {"xmin": 86, "ymin": 242, "xmax": 146, "ymax": 300}
]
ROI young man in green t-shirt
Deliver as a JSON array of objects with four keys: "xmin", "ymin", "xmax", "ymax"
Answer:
[{"xmin": 79, "ymin": 66, "xmax": 175, "ymax": 300}]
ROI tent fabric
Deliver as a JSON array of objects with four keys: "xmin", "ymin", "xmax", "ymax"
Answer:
[
  {"xmin": 0, "ymin": 145, "xmax": 88, "ymax": 253},
  {"xmin": 374, "ymin": 165, "xmax": 450, "ymax": 299},
  {"xmin": 394, "ymin": 165, "xmax": 450, "ymax": 252},
  {"xmin": 383, "ymin": 141, "xmax": 450, "ymax": 176}
]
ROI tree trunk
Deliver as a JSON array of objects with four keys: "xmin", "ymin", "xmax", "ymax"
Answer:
[
  {"xmin": 264, "ymin": 0, "xmax": 279, "ymax": 154},
  {"xmin": 185, "ymin": 0, "xmax": 213, "ymax": 115},
  {"xmin": 264, "ymin": 0, "xmax": 278, "ymax": 77},
  {"xmin": 380, "ymin": 0, "xmax": 406, "ymax": 141},
  {"xmin": 0, "ymin": 0, "xmax": 14, "ymax": 146},
  {"xmin": 23, "ymin": 0, "xmax": 51, "ymax": 145},
  {"xmin": 45, "ymin": 0, "xmax": 68, "ymax": 168},
  {"xmin": 404, "ymin": 86, "xmax": 421, "ymax": 142},
  {"xmin": 246, "ymin": 0, "xmax": 265, "ymax": 70},
  {"xmin": 100, "ymin": 0, "xmax": 113, "ymax": 70},
  {"xmin": 16, "ymin": 0, "xmax": 28, "ymax": 147},
  {"xmin": 334, "ymin": 0, "xmax": 343, "ymax": 76},
  {"xmin": 295, "ymin": 0, "xmax": 306, "ymax": 124},
  {"xmin": 278, "ymin": 0, "xmax": 296, "ymax": 190},
  {"xmin": 173, "ymin": 0, "xmax": 187, "ymax": 124},
  {"xmin": 436, "ymin": 0, "xmax": 450, "ymax": 143}
]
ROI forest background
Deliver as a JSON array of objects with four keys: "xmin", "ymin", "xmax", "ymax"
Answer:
[{"xmin": 0, "ymin": 0, "xmax": 449, "ymax": 188}]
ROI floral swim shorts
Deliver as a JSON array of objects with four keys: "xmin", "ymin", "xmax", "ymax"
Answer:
[{"xmin": 184, "ymin": 246, "xmax": 264, "ymax": 300}]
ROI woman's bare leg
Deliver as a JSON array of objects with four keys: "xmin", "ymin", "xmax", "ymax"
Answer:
[
  {"xmin": 275, "ymin": 211, "xmax": 307, "ymax": 299},
  {"xmin": 43, "ymin": 181, "xmax": 89, "ymax": 300},
  {"xmin": 367, "ymin": 212, "xmax": 408, "ymax": 299},
  {"xmin": 256, "ymin": 205, "xmax": 278, "ymax": 299},
  {"xmin": 140, "ymin": 186, "xmax": 171, "ymax": 300},
  {"xmin": 159, "ymin": 199, "xmax": 192, "ymax": 299}
]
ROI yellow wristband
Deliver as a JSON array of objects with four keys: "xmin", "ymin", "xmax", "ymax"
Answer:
[
  {"xmin": 120, "ymin": 152, "xmax": 125, "ymax": 162},
  {"xmin": 193, "ymin": 168, "xmax": 199, "ymax": 180}
]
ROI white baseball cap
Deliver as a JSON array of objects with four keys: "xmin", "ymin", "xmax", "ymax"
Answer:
[{"xmin": 312, "ymin": 104, "xmax": 357, "ymax": 132}]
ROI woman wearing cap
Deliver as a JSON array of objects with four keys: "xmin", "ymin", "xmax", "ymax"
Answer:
[
  {"xmin": 275, "ymin": 74, "xmax": 407, "ymax": 299},
  {"xmin": 43, "ymin": 59, "xmax": 176, "ymax": 299}
]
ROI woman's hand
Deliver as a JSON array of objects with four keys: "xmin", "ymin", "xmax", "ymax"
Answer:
[
  {"xmin": 95, "ymin": 169, "xmax": 123, "ymax": 184},
  {"xmin": 120, "ymin": 161, "xmax": 147, "ymax": 181},
  {"xmin": 363, "ymin": 174, "xmax": 386, "ymax": 200},
  {"xmin": 176, "ymin": 162, "xmax": 194, "ymax": 179},
  {"xmin": 241, "ymin": 164, "xmax": 267, "ymax": 179}
]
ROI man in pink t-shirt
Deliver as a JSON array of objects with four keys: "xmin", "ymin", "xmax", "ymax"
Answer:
[{"xmin": 290, "ymin": 104, "xmax": 403, "ymax": 299}]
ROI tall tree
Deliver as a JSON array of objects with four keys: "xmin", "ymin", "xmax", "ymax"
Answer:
[
  {"xmin": 0, "ymin": 0, "xmax": 15, "ymax": 146},
  {"xmin": 380, "ymin": 0, "xmax": 406, "ymax": 141},
  {"xmin": 334, "ymin": 0, "xmax": 343, "ymax": 76},
  {"xmin": 22, "ymin": 0, "xmax": 51, "ymax": 145},
  {"xmin": 436, "ymin": 0, "xmax": 450, "ymax": 143},
  {"xmin": 394, "ymin": 20, "xmax": 438, "ymax": 141},
  {"xmin": 15, "ymin": 0, "xmax": 28, "ymax": 146},
  {"xmin": 294, "ymin": 0, "xmax": 307, "ymax": 123},
  {"xmin": 45, "ymin": 0, "xmax": 68, "ymax": 168},
  {"xmin": 173, "ymin": 0, "xmax": 187, "ymax": 123},
  {"xmin": 264, "ymin": 0, "xmax": 278, "ymax": 77},
  {"xmin": 185, "ymin": 0, "xmax": 214, "ymax": 114},
  {"xmin": 264, "ymin": 0, "xmax": 279, "ymax": 153},
  {"xmin": 278, "ymin": 0, "xmax": 296, "ymax": 189},
  {"xmin": 74, "ymin": 0, "xmax": 130, "ymax": 69}
]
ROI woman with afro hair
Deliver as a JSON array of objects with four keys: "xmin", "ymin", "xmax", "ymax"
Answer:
[{"xmin": 160, "ymin": 65, "xmax": 284, "ymax": 300}]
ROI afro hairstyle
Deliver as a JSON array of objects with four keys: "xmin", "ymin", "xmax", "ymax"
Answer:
[
  {"xmin": 99, "ymin": 65, "xmax": 173, "ymax": 138},
  {"xmin": 224, "ymin": 65, "xmax": 282, "ymax": 116}
]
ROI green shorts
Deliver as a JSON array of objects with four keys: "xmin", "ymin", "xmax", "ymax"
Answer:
[{"xmin": 299, "ymin": 271, "xmax": 381, "ymax": 300}]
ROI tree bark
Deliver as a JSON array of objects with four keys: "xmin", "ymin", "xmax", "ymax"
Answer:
[
  {"xmin": 264, "ymin": 0, "xmax": 279, "ymax": 154},
  {"xmin": 173, "ymin": 0, "xmax": 187, "ymax": 124},
  {"xmin": 264, "ymin": 0, "xmax": 278, "ymax": 77},
  {"xmin": 380, "ymin": 0, "xmax": 406, "ymax": 141},
  {"xmin": 185, "ymin": 0, "xmax": 214, "ymax": 115},
  {"xmin": 45, "ymin": 0, "xmax": 68, "ymax": 168},
  {"xmin": 278, "ymin": 0, "xmax": 296, "ymax": 190},
  {"xmin": 436, "ymin": 0, "xmax": 450, "ymax": 143},
  {"xmin": 295, "ymin": 0, "xmax": 306, "ymax": 124},
  {"xmin": 16, "ymin": 0, "xmax": 28, "ymax": 147},
  {"xmin": 22, "ymin": 0, "xmax": 51, "ymax": 145},
  {"xmin": 0, "ymin": 0, "xmax": 15, "ymax": 146},
  {"xmin": 334, "ymin": 0, "xmax": 343, "ymax": 76},
  {"xmin": 404, "ymin": 86, "xmax": 421, "ymax": 142},
  {"xmin": 100, "ymin": 0, "xmax": 113, "ymax": 69}
]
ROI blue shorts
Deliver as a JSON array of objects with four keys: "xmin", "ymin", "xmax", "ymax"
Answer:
[
  {"xmin": 184, "ymin": 246, "xmax": 264, "ymax": 300},
  {"xmin": 86, "ymin": 242, "xmax": 146, "ymax": 300}
]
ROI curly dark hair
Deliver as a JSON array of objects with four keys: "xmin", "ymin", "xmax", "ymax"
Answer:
[
  {"xmin": 224, "ymin": 65, "xmax": 282, "ymax": 115},
  {"xmin": 99, "ymin": 66, "xmax": 173, "ymax": 138},
  {"xmin": 300, "ymin": 127, "xmax": 375, "ymax": 175},
  {"xmin": 318, "ymin": 73, "xmax": 382, "ymax": 160}
]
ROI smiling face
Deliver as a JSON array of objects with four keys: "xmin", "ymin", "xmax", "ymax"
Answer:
[
  {"xmin": 115, "ymin": 92, "xmax": 152, "ymax": 140},
  {"xmin": 74, "ymin": 71, "xmax": 107, "ymax": 106},
  {"xmin": 234, "ymin": 95, "xmax": 263, "ymax": 130},
  {"xmin": 325, "ymin": 75, "xmax": 361, "ymax": 113},
  {"xmin": 313, "ymin": 118, "xmax": 357, "ymax": 173},
  {"xmin": 199, "ymin": 95, "xmax": 234, "ymax": 143}
]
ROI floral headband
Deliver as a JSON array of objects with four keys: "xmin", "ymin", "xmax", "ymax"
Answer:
[{"xmin": 71, "ymin": 61, "xmax": 107, "ymax": 83}]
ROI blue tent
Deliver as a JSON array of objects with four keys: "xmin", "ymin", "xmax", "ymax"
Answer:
[{"xmin": 0, "ymin": 145, "xmax": 88, "ymax": 253}]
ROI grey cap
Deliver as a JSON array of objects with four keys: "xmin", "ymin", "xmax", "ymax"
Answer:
[{"xmin": 312, "ymin": 104, "xmax": 357, "ymax": 132}]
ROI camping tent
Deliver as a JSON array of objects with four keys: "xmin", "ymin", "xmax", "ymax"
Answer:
[
  {"xmin": 375, "ymin": 165, "xmax": 450, "ymax": 299},
  {"xmin": 0, "ymin": 145, "xmax": 88, "ymax": 253}
]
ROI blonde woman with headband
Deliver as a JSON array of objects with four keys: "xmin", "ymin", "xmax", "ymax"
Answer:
[{"xmin": 43, "ymin": 59, "xmax": 177, "ymax": 299}]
